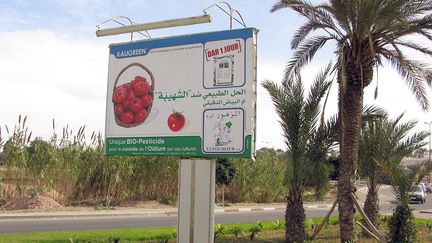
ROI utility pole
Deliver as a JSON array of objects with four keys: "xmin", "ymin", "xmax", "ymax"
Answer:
[{"xmin": 426, "ymin": 121, "xmax": 432, "ymax": 162}]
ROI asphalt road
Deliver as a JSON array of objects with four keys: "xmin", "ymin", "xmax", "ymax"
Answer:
[
  {"xmin": 0, "ymin": 209, "xmax": 320, "ymax": 234},
  {"xmin": 0, "ymin": 200, "xmax": 431, "ymax": 234}
]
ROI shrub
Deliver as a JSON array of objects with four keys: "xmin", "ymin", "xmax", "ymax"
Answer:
[
  {"xmin": 249, "ymin": 221, "xmax": 264, "ymax": 240},
  {"xmin": 387, "ymin": 204, "xmax": 417, "ymax": 243}
]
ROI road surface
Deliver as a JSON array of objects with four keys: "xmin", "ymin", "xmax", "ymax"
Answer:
[{"xmin": 0, "ymin": 200, "xmax": 430, "ymax": 234}]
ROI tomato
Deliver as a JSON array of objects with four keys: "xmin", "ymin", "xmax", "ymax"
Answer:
[
  {"xmin": 130, "ymin": 99, "xmax": 143, "ymax": 113},
  {"xmin": 114, "ymin": 104, "xmax": 124, "ymax": 116},
  {"xmin": 167, "ymin": 111, "xmax": 185, "ymax": 132},
  {"xmin": 120, "ymin": 112, "xmax": 134, "ymax": 124},
  {"xmin": 122, "ymin": 83, "xmax": 132, "ymax": 92},
  {"xmin": 140, "ymin": 95, "xmax": 153, "ymax": 108},
  {"xmin": 132, "ymin": 77, "xmax": 144, "ymax": 88},
  {"xmin": 127, "ymin": 89, "xmax": 137, "ymax": 101},
  {"xmin": 113, "ymin": 86, "xmax": 127, "ymax": 103},
  {"xmin": 134, "ymin": 109, "xmax": 147, "ymax": 123},
  {"xmin": 133, "ymin": 80, "xmax": 150, "ymax": 96},
  {"xmin": 114, "ymin": 77, "xmax": 151, "ymax": 125},
  {"xmin": 122, "ymin": 99, "xmax": 132, "ymax": 110},
  {"xmin": 134, "ymin": 76, "xmax": 147, "ymax": 83}
]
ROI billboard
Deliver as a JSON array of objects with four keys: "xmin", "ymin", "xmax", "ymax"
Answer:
[{"xmin": 105, "ymin": 28, "xmax": 257, "ymax": 158}]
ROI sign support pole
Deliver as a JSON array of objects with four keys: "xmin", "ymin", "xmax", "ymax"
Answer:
[{"xmin": 177, "ymin": 158, "xmax": 216, "ymax": 243}]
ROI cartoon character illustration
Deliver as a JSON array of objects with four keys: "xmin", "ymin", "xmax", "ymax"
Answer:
[{"xmin": 213, "ymin": 118, "xmax": 233, "ymax": 146}]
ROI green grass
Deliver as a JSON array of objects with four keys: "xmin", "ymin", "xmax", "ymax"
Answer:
[
  {"xmin": 0, "ymin": 220, "xmax": 288, "ymax": 243},
  {"xmin": 0, "ymin": 227, "xmax": 176, "ymax": 243},
  {"xmin": 1, "ymin": 217, "xmax": 431, "ymax": 242}
]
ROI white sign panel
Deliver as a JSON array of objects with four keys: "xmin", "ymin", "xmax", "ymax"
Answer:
[{"xmin": 105, "ymin": 28, "xmax": 257, "ymax": 158}]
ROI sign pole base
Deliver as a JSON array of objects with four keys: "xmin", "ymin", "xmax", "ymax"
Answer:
[{"xmin": 177, "ymin": 158, "xmax": 216, "ymax": 243}]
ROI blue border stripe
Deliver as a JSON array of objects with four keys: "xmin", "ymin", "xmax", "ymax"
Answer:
[{"xmin": 110, "ymin": 28, "xmax": 254, "ymax": 57}]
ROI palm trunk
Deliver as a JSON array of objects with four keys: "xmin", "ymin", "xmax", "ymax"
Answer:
[
  {"xmin": 338, "ymin": 68, "xmax": 365, "ymax": 241},
  {"xmin": 363, "ymin": 188, "xmax": 379, "ymax": 231},
  {"xmin": 285, "ymin": 189, "xmax": 306, "ymax": 243},
  {"xmin": 338, "ymin": 44, "xmax": 374, "ymax": 242},
  {"xmin": 363, "ymin": 166, "xmax": 380, "ymax": 234}
]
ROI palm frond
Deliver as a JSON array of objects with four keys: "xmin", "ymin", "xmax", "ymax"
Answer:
[
  {"xmin": 414, "ymin": 160, "xmax": 432, "ymax": 185},
  {"xmin": 271, "ymin": 0, "xmax": 316, "ymax": 15},
  {"xmin": 262, "ymin": 79, "xmax": 302, "ymax": 153},
  {"xmin": 394, "ymin": 41, "xmax": 432, "ymax": 56},
  {"xmin": 362, "ymin": 105, "xmax": 387, "ymax": 124},
  {"xmin": 328, "ymin": 0, "xmax": 352, "ymax": 37},
  {"xmin": 386, "ymin": 13, "xmax": 432, "ymax": 41},
  {"xmin": 394, "ymin": 131, "xmax": 428, "ymax": 159},
  {"xmin": 284, "ymin": 35, "xmax": 333, "ymax": 80},
  {"xmin": 418, "ymin": 30, "xmax": 432, "ymax": 42},
  {"xmin": 385, "ymin": 50, "xmax": 432, "ymax": 111},
  {"xmin": 305, "ymin": 114, "xmax": 337, "ymax": 198},
  {"xmin": 359, "ymin": 110, "xmax": 427, "ymax": 198},
  {"xmin": 375, "ymin": 158, "xmax": 411, "ymax": 202},
  {"xmin": 401, "ymin": 0, "xmax": 432, "ymax": 15},
  {"xmin": 291, "ymin": 20, "xmax": 334, "ymax": 49},
  {"xmin": 390, "ymin": 114, "xmax": 416, "ymax": 142},
  {"xmin": 262, "ymin": 64, "xmax": 336, "ymax": 197},
  {"xmin": 303, "ymin": 62, "xmax": 332, "ymax": 134},
  {"xmin": 272, "ymin": 0, "xmax": 344, "ymax": 38}
]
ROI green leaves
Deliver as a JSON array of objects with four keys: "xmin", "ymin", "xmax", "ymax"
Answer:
[
  {"xmin": 263, "ymin": 65, "xmax": 335, "ymax": 194},
  {"xmin": 216, "ymin": 158, "xmax": 236, "ymax": 186},
  {"xmin": 359, "ymin": 110, "xmax": 428, "ymax": 206},
  {"xmin": 225, "ymin": 121, "xmax": 232, "ymax": 128},
  {"xmin": 228, "ymin": 149, "xmax": 287, "ymax": 203},
  {"xmin": 272, "ymin": 0, "xmax": 432, "ymax": 110}
]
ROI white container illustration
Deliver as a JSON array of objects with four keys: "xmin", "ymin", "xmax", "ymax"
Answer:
[{"xmin": 213, "ymin": 55, "xmax": 234, "ymax": 86}]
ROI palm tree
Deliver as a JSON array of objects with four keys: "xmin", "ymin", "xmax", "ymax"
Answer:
[
  {"xmin": 262, "ymin": 64, "xmax": 337, "ymax": 242},
  {"xmin": 378, "ymin": 158, "xmax": 432, "ymax": 242},
  {"xmin": 271, "ymin": 1, "xmax": 432, "ymax": 240},
  {"xmin": 359, "ymin": 112, "xmax": 428, "ymax": 230}
]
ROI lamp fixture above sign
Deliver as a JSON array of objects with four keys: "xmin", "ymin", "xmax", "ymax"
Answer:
[
  {"xmin": 95, "ymin": 1, "xmax": 248, "ymax": 41},
  {"xmin": 96, "ymin": 14, "xmax": 212, "ymax": 38}
]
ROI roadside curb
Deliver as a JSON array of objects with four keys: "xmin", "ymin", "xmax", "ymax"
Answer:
[
  {"xmin": 0, "ymin": 210, "xmax": 177, "ymax": 219},
  {"xmin": 0, "ymin": 202, "xmax": 395, "ymax": 219},
  {"xmin": 419, "ymin": 210, "xmax": 432, "ymax": 214},
  {"xmin": 214, "ymin": 207, "xmax": 285, "ymax": 213},
  {"xmin": 0, "ymin": 204, "xmax": 331, "ymax": 219}
]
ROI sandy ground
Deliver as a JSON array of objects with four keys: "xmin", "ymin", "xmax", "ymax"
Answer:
[{"xmin": 2, "ymin": 195, "xmax": 62, "ymax": 210}]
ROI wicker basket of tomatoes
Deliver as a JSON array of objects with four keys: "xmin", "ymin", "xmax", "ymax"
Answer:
[{"xmin": 112, "ymin": 63, "xmax": 155, "ymax": 128}]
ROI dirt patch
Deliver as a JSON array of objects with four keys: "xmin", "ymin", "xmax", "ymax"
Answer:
[
  {"xmin": 121, "ymin": 200, "xmax": 174, "ymax": 208},
  {"xmin": 2, "ymin": 195, "xmax": 62, "ymax": 211}
]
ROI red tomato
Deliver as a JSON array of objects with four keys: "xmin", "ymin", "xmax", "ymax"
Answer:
[
  {"xmin": 120, "ymin": 112, "xmax": 134, "ymax": 124},
  {"xmin": 122, "ymin": 83, "xmax": 132, "ymax": 92},
  {"xmin": 141, "ymin": 95, "xmax": 153, "ymax": 108},
  {"xmin": 133, "ymin": 80, "xmax": 150, "ymax": 96},
  {"xmin": 167, "ymin": 111, "xmax": 185, "ymax": 132},
  {"xmin": 130, "ymin": 99, "xmax": 143, "ymax": 113},
  {"xmin": 127, "ymin": 89, "xmax": 137, "ymax": 101},
  {"xmin": 114, "ymin": 104, "xmax": 124, "ymax": 116},
  {"xmin": 134, "ymin": 109, "xmax": 147, "ymax": 123},
  {"xmin": 134, "ymin": 76, "xmax": 147, "ymax": 83},
  {"xmin": 123, "ymin": 99, "xmax": 132, "ymax": 110},
  {"xmin": 113, "ymin": 86, "xmax": 127, "ymax": 103}
]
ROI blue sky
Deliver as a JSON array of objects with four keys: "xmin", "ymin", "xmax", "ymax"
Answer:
[{"xmin": 1, "ymin": 0, "xmax": 431, "ymax": 150}]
